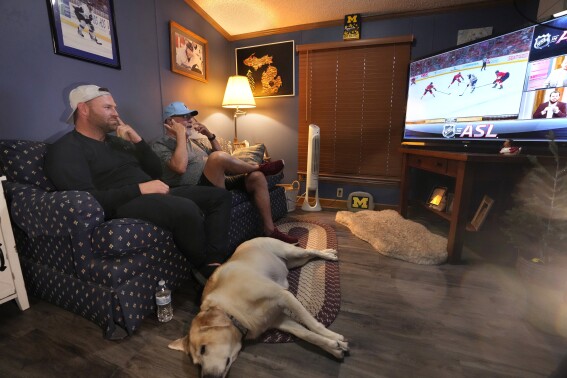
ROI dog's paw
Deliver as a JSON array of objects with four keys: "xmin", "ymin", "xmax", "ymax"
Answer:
[
  {"xmin": 319, "ymin": 249, "xmax": 338, "ymax": 261},
  {"xmin": 328, "ymin": 339, "xmax": 349, "ymax": 359}
]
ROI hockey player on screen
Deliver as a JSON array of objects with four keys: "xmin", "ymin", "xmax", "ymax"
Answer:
[
  {"xmin": 461, "ymin": 74, "xmax": 477, "ymax": 95},
  {"xmin": 410, "ymin": 77, "xmax": 416, "ymax": 85},
  {"xmin": 492, "ymin": 70, "xmax": 510, "ymax": 89},
  {"xmin": 448, "ymin": 72, "xmax": 463, "ymax": 88},
  {"xmin": 74, "ymin": 1, "xmax": 102, "ymax": 45},
  {"xmin": 421, "ymin": 82, "xmax": 437, "ymax": 99}
]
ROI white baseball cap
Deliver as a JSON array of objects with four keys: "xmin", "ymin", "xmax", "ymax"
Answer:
[{"xmin": 66, "ymin": 85, "xmax": 111, "ymax": 124}]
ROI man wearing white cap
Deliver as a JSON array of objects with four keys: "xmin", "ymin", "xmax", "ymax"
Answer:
[
  {"xmin": 45, "ymin": 85, "xmax": 233, "ymax": 283},
  {"xmin": 152, "ymin": 101, "xmax": 298, "ymax": 244}
]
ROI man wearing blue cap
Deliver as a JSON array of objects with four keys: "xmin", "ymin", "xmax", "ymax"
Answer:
[
  {"xmin": 45, "ymin": 85, "xmax": 233, "ymax": 283},
  {"xmin": 152, "ymin": 101, "xmax": 298, "ymax": 244}
]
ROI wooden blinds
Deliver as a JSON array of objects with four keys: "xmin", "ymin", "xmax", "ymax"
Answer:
[{"xmin": 297, "ymin": 36, "xmax": 412, "ymax": 183}]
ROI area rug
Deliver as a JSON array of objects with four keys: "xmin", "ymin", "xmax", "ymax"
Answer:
[
  {"xmin": 335, "ymin": 209, "xmax": 448, "ymax": 265},
  {"xmin": 260, "ymin": 218, "xmax": 340, "ymax": 343}
]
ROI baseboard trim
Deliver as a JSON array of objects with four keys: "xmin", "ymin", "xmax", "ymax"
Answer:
[{"xmin": 294, "ymin": 197, "xmax": 397, "ymax": 211}]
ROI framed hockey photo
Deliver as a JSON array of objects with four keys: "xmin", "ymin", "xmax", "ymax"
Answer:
[
  {"xmin": 235, "ymin": 40, "xmax": 295, "ymax": 98},
  {"xmin": 170, "ymin": 21, "xmax": 208, "ymax": 82},
  {"xmin": 46, "ymin": 0, "xmax": 121, "ymax": 69}
]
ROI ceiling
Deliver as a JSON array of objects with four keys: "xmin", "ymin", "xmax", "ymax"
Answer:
[{"xmin": 188, "ymin": 0, "xmax": 504, "ymax": 39}]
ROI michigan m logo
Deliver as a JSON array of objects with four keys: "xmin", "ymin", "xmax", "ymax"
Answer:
[
  {"xmin": 351, "ymin": 196, "xmax": 369, "ymax": 209},
  {"xmin": 347, "ymin": 15, "xmax": 358, "ymax": 24}
]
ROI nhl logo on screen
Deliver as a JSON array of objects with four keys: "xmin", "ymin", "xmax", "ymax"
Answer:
[
  {"xmin": 534, "ymin": 33, "xmax": 551, "ymax": 49},
  {"xmin": 442, "ymin": 124, "xmax": 456, "ymax": 138}
]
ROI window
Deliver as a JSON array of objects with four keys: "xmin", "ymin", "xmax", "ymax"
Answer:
[{"xmin": 297, "ymin": 36, "xmax": 412, "ymax": 184}]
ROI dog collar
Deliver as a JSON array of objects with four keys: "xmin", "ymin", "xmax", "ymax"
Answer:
[{"xmin": 227, "ymin": 313, "xmax": 248, "ymax": 337}]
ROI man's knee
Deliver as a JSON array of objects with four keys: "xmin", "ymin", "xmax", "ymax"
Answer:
[
  {"xmin": 245, "ymin": 171, "xmax": 268, "ymax": 192},
  {"xmin": 207, "ymin": 151, "xmax": 230, "ymax": 165}
]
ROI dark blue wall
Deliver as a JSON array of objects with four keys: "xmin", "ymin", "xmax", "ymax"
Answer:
[{"xmin": 0, "ymin": 0, "xmax": 538, "ymax": 204}]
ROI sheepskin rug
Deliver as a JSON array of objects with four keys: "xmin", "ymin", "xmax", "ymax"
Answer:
[{"xmin": 335, "ymin": 209, "xmax": 448, "ymax": 265}]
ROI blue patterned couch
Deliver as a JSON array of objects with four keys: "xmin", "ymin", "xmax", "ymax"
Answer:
[{"xmin": 0, "ymin": 140, "xmax": 287, "ymax": 339}]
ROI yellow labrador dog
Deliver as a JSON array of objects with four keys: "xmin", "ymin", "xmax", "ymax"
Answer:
[{"xmin": 168, "ymin": 237, "xmax": 349, "ymax": 377}]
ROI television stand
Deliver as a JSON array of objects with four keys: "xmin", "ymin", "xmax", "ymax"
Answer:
[{"xmin": 398, "ymin": 148, "xmax": 527, "ymax": 263}]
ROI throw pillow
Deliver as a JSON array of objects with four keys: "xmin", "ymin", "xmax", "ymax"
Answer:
[{"xmin": 231, "ymin": 144, "xmax": 266, "ymax": 164}]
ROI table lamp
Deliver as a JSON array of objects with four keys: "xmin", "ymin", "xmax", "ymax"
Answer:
[{"xmin": 222, "ymin": 75, "xmax": 256, "ymax": 143}]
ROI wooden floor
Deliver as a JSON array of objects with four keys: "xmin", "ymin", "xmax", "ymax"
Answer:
[{"xmin": 1, "ymin": 209, "xmax": 566, "ymax": 378}]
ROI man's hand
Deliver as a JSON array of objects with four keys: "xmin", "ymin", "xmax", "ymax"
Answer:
[
  {"xmin": 164, "ymin": 119, "xmax": 187, "ymax": 140},
  {"xmin": 139, "ymin": 180, "xmax": 169, "ymax": 194},
  {"xmin": 116, "ymin": 118, "xmax": 142, "ymax": 143},
  {"xmin": 190, "ymin": 118, "xmax": 213, "ymax": 138}
]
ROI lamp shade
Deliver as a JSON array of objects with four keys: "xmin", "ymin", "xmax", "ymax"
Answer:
[{"xmin": 222, "ymin": 75, "xmax": 256, "ymax": 109}]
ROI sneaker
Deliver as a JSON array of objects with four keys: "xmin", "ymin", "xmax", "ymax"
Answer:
[
  {"xmin": 268, "ymin": 228, "xmax": 299, "ymax": 244},
  {"xmin": 258, "ymin": 159, "xmax": 284, "ymax": 176}
]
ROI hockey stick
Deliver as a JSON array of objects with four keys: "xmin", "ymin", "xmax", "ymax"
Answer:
[
  {"xmin": 436, "ymin": 90, "xmax": 451, "ymax": 95},
  {"xmin": 459, "ymin": 86, "xmax": 469, "ymax": 96}
]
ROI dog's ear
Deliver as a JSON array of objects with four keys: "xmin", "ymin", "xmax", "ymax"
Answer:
[
  {"xmin": 196, "ymin": 307, "xmax": 231, "ymax": 330},
  {"xmin": 168, "ymin": 336, "xmax": 189, "ymax": 353}
]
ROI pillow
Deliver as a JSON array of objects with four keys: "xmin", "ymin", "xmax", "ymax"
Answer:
[
  {"xmin": 0, "ymin": 140, "xmax": 54, "ymax": 191},
  {"xmin": 231, "ymin": 144, "xmax": 266, "ymax": 164}
]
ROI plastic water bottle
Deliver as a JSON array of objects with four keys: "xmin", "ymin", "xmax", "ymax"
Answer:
[{"xmin": 156, "ymin": 279, "xmax": 173, "ymax": 322}]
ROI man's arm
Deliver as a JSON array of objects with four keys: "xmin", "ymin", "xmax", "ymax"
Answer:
[
  {"xmin": 533, "ymin": 103, "xmax": 546, "ymax": 119},
  {"xmin": 556, "ymin": 102, "xmax": 567, "ymax": 118},
  {"xmin": 116, "ymin": 118, "xmax": 162, "ymax": 179},
  {"xmin": 192, "ymin": 119, "xmax": 222, "ymax": 151},
  {"xmin": 163, "ymin": 120, "xmax": 189, "ymax": 174}
]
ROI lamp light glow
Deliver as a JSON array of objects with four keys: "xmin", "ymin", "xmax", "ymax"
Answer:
[{"xmin": 222, "ymin": 75, "xmax": 256, "ymax": 143}]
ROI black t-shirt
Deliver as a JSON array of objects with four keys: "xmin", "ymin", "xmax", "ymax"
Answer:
[{"xmin": 45, "ymin": 130, "xmax": 162, "ymax": 218}]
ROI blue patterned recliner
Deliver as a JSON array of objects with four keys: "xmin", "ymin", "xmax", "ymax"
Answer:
[{"xmin": 0, "ymin": 140, "xmax": 287, "ymax": 339}]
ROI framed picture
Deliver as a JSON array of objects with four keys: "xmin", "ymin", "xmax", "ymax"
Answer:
[
  {"xmin": 428, "ymin": 186, "xmax": 447, "ymax": 211},
  {"xmin": 235, "ymin": 40, "xmax": 295, "ymax": 98},
  {"xmin": 170, "ymin": 21, "xmax": 208, "ymax": 82},
  {"xmin": 46, "ymin": 0, "xmax": 121, "ymax": 69},
  {"xmin": 470, "ymin": 195, "xmax": 495, "ymax": 231}
]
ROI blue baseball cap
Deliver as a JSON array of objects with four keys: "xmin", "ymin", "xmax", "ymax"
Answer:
[{"xmin": 163, "ymin": 101, "xmax": 198, "ymax": 120}]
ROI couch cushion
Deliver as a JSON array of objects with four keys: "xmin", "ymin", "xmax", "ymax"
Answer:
[
  {"xmin": 0, "ymin": 140, "xmax": 54, "ymax": 190},
  {"xmin": 92, "ymin": 218, "xmax": 174, "ymax": 254}
]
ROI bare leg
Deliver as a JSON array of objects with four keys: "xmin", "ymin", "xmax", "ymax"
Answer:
[
  {"xmin": 202, "ymin": 151, "xmax": 259, "ymax": 187},
  {"xmin": 245, "ymin": 171, "xmax": 275, "ymax": 234}
]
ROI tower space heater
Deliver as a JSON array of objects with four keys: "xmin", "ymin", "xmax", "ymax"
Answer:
[{"xmin": 302, "ymin": 124, "xmax": 322, "ymax": 211}]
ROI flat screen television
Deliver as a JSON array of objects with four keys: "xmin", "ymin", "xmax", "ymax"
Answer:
[{"xmin": 402, "ymin": 15, "xmax": 567, "ymax": 153}]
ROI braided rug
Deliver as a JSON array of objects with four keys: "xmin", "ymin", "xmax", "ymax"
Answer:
[{"xmin": 260, "ymin": 218, "xmax": 340, "ymax": 343}]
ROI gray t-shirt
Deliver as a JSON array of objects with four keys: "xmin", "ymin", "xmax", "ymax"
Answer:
[{"xmin": 151, "ymin": 136, "xmax": 212, "ymax": 186}]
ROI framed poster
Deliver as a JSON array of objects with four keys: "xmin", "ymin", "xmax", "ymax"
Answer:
[
  {"xmin": 170, "ymin": 21, "xmax": 208, "ymax": 82},
  {"xmin": 46, "ymin": 0, "xmax": 121, "ymax": 69},
  {"xmin": 235, "ymin": 40, "xmax": 295, "ymax": 98}
]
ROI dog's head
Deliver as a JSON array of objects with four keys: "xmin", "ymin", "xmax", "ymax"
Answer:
[{"xmin": 168, "ymin": 307, "xmax": 243, "ymax": 378}]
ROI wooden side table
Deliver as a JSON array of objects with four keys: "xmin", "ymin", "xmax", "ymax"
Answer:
[
  {"xmin": 399, "ymin": 148, "xmax": 527, "ymax": 263},
  {"xmin": 0, "ymin": 176, "xmax": 29, "ymax": 310}
]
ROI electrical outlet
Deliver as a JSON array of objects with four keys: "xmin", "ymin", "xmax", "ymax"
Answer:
[{"xmin": 337, "ymin": 188, "xmax": 343, "ymax": 198}]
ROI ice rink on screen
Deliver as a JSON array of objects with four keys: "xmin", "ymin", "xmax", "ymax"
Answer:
[
  {"xmin": 60, "ymin": 16, "xmax": 113, "ymax": 59},
  {"xmin": 406, "ymin": 57, "xmax": 529, "ymax": 122}
]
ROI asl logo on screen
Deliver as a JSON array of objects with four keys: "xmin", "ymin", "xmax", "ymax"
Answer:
[{"xmin": 459, "ymin": 124, "xmax": 497, "ymax": 138}]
